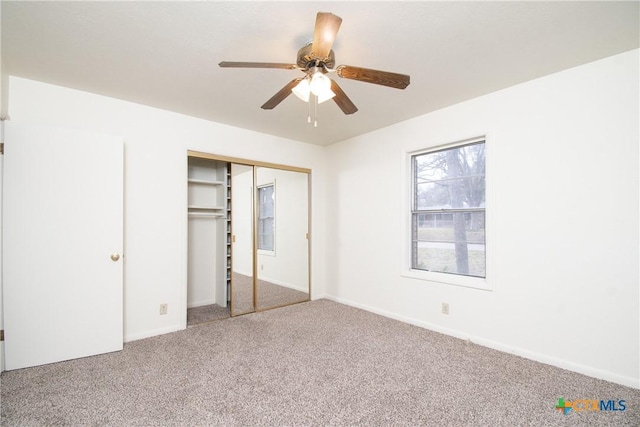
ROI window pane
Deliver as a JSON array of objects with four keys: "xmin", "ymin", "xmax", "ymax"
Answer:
[
  {"xmin": 258, "ymin": 218, "xmax": 274, "ymax": 251},
  {"xmin": 416, "ymin": 177, "xmax": 485, "ymax": 209},
  {"xmin": 259, "ymin": 185, "xmax": 274, "ymax": 218},
  {"xmin": 414, "ymin": 143, "xmax": 485, "ymax": 209},
  {"xmin": 258, "ymin": 185, "xmax": 274, "ymax": 251},
  {"xmin": 412, "ymin": 210, "xmax": 485, "ymax": 277}
]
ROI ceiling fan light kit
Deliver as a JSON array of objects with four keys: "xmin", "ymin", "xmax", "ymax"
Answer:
[{"xmin": 219, "ymin": 12, "xmax": 410, "ymax": 126}]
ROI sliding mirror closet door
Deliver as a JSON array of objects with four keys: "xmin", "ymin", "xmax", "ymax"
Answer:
[
  {"xmin": 255, "ymin": 167, "xmax": 310, "ymax": 310},
  {"xmin": 230, "ymin": 163, "xmax": 255, "ymax": 316}
]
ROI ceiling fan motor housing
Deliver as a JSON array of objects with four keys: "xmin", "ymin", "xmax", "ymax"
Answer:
[{"xmin": 297, "ymin": 43, "xmax": 335, "ymax": 69}]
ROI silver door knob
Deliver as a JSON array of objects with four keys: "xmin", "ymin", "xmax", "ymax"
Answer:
[{"xmin": 110, "ymin": 253, "xmax": 121, "ymax": 262}]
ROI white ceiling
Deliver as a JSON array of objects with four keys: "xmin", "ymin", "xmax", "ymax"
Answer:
[{"xmin": 2, "ymin": 1, "xmax": 638, "ymax": 146}]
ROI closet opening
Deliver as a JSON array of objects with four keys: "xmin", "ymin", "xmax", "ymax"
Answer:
[{"xmin": 187, "ymin": 157, "xmax": 231, "ymax": 325}]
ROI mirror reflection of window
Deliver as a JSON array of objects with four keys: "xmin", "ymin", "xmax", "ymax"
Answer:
[{"xmin": 258, "ymin": 184, "xmax": 275, "ymax": 252}]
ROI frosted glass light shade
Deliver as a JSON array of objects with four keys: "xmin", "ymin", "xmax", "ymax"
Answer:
[
  {"xmin": 310, "ymin": 73, "xmax": 336, "ymax": 103},
  {"xmin": 291, "ymin": 79, "xmax": 311, "ymax": 102},
  {"xmin": 291, "ymin": 73, "xmax": 335, "ymax": 104},
  {"xmin": 310, "ymin": 73, "xmax": 331, "ymax": 96},
  {"xmin": 317, "ymin": 88, "xmax": 336, "ymax": 104}
]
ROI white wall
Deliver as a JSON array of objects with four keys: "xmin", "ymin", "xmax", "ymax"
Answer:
[
  {"xmin": 6, "ymin": 76, "xmax": 327, "ymax": 341},
  {"xmin": 325, "ymin": 49, "xmax": 639, "ymax": 388}
]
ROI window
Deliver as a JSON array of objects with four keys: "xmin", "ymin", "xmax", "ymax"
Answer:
[
  {"xmin": 411, "ymin": 140, "xmax": 485, "ymax": 278},
  {"xmin": 257, "ymin": 184, "xmax": 275, "ymax": 251}
]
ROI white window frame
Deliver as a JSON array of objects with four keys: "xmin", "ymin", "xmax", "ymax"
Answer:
[{"xmin": 402, "ymin": 136, "xmax": 492, "ymax": 291}]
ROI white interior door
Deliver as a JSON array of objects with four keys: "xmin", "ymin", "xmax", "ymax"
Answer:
[{"xmin": 3, "ymin": 123, "xmax": 124, "ymax": 370}]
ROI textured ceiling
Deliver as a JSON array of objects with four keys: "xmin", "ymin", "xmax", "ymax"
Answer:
[{"xmin": 1, "ymin": 1, "xmax": 638, "ymax": 146}]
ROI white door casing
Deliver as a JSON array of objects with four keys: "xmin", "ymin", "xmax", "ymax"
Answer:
[{"xmin": 3, "ymin": 123, "xmax": 124, "ymax": 370}]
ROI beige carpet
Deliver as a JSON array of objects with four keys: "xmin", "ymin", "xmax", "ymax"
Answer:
[
  {"xmin": 2, "ymin": 300, "xmax": 639, "ymax": 426},
  {"xmin": 187, "ymin": 303, "xmax": 230, "ymax": 326}
]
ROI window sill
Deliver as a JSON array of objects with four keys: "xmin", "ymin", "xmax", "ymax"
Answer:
[{"xmin": 402, "ymin": 269, "xmax": 492, "ymax": 291}]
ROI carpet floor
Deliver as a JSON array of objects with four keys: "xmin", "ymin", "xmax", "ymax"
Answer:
[
  {"xmin": 1, "ymin": 299, "xmax": 639, "ymax": 426},
  {"xmin": 187, "ymin": 303, "xmax": 230, "ymax": 326}
]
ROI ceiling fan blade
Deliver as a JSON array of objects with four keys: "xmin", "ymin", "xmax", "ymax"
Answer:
[
  {"xmin": 311, "ymin": 12, "xmax": 342, "ymax": 61},
  {"xmin": 219, "ymin": 61, "xmax": 298, "ymax": 70},
  {"xmin": 261, "ymin": 78, "xmax": 303, "ymax": 110},
  {"xmin": 336, "ymin": 65, "xmax": 410, "ymax": 89},
  {"xmin": 330, "ymin": 80, "xmax": 358, "ymax": 115}
]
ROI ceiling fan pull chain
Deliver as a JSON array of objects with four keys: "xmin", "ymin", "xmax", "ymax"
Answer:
[
  {"xmin": 307, "ymin": 97, "xmax": 311, "ymax": 124},
  {"xmin": 314, "ymin": 95, "xmax": 318, "ymax": 127}
]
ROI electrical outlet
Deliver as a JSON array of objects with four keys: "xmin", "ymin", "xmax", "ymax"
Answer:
[
  {"xmin": 160, "ymin": 304, "xmax": 168, "ymax": 315},
  {"xmin": 442, "ymin": 302, "xmax": 449, "ymax": 315}
]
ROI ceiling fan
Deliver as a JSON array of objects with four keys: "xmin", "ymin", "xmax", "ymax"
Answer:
[{"xmin": 219, "ymin": 12, "xmax": 410, "ymax": 120}]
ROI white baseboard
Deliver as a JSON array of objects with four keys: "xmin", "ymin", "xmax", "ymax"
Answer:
[
  {"xmin": 187, "ymin": 299, "xmax": 216, "ymax": 309},
  {"xmin": 124, "ymin": 325, "xmax": 182, "ymax": 343},
  {"xmin": 324, "ymin": 295, "xmax": 640, "ymax": 389}
]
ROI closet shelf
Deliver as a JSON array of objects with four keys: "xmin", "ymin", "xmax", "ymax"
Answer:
[
  {"xmin": 188, "ymin": 212, "xmax": 225, "ymax": 218},
  {"xmin": 188, "ymin": 205, "xmax": 225, "ymax": 210},
  {"xmin": 188, "ymin": 178, "xmax": 225, "ymax": 186}
]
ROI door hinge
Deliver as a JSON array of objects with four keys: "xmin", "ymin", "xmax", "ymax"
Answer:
[
  {"xmin": 0, "ymin": 330, "xmax": 4, "ymax": 341},
  {"xmin": 0, "ymin": 143, "xmax": 4, "ymax": 155}
]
